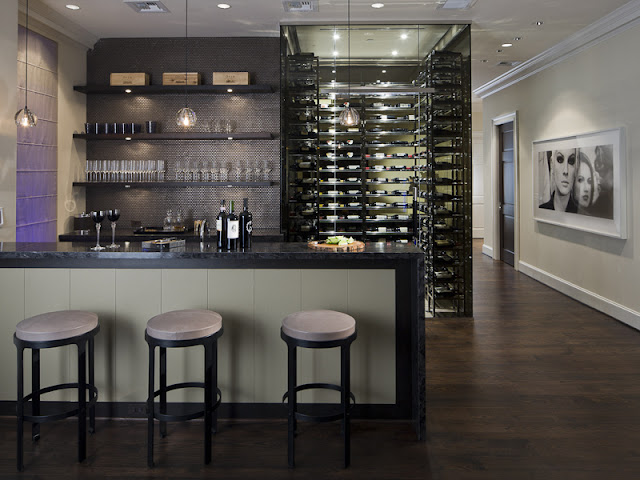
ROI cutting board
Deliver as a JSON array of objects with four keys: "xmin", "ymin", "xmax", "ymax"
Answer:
[{"xmin": 308, "ymin": 240, "xmax": 365, "ymax": 252}]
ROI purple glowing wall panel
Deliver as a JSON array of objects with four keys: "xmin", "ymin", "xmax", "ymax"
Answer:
[{"xmin": 16, "ymin": 26, "xmax": 58, "ymax": 242}]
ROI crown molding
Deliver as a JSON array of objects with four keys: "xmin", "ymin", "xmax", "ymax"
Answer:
[
  {"xmin": 474, "ymin": 0, "xmax": 640, "ymax": 99},
  {"xmin": 19, "ymin": 0, "xmax": 98, "ymax": 49}
]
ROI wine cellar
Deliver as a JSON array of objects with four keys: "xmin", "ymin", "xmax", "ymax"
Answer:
[{"xmin": 281, "ymin": 24, "xmax": 472, "ymax": 317}]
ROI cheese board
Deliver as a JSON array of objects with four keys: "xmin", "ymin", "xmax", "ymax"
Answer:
[{"xmin": 308, "ymin": 240, "xmax": 365, "ymax": 252}]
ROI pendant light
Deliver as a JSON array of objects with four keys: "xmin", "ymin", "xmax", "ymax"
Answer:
[
  {"xmin": 15, "ymin": 0, "xmax": 38, "ymax": 128},
  {"xmin": 176, "ymin": 0, "xmax": 197, "ymax": 127},
  {"xmin": 339, "ymin": 0, "xmax": 360, "ymax": 127}
]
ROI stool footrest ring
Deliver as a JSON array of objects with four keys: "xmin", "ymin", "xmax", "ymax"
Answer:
[
  {"xmin": 151, "ymin": 382, "xmax": 221, "ymax": 422},
  {"xmin": 20, "ymin": 382, "xmax": 98, "ymax": 424},
  {"xmin": 282, "ymin": 382, "xmax": 356, "ymax": 424}
]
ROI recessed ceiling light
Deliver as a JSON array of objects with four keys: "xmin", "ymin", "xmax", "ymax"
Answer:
[
  {"xmin": 496, "ymin": 49, "xmax": 503, "ymax": 53},
  {"xmin": 333, "ymin": 33, "xmax": 340, "ymax": 40},
  {"xmin": 382, "ymin": 69, "xmax": 387, "ymax": 73},
  {"xmin": 217, "ymin": 3, "xmax": 231, "ymax": 9},
  {"xmin": 400, "ymin": 33, "xmax": 408, "ymax": 40},
  {"xmin": 391, "ymin": 50, "xmax": 398, "ymax": 56},
  {"xmin": 514, "ymin": 36, "xmax": 522, "ymax": 41},
  {"xmin": 535, "ymin": 21, "xmax": 543, "ymax": 26},
  {"xmin": 371, "ymin": 3, "xmax": 384, "ymax": 8},
  {"xmin": 501, "ymin": 43, "xmax": 513, "ymax": 47},
  {"xmin": 65, "ymin": 4, "xmax": 80, "ymax": 10}
]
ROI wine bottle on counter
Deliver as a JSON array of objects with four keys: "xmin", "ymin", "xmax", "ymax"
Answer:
[
  {"xmin": 239, "ymin": 198, "xmax": 253, "ymax": 249},
  {"xmin": 216, "ymin": 200, "xmax": 228, "ymax": 250},
  {"xmin": 227, "ymin": 201, "xmax": 239, "ymax": 251}
]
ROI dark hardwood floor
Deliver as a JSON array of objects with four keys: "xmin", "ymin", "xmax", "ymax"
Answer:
[{"xmin": 2, "ymin": 239, "xmax": 640, "ymax": 479}]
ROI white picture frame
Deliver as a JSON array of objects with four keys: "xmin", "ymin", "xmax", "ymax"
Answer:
[{"xmin": 533, "ymin": 128, "xmax": 626, "ymax": 239}]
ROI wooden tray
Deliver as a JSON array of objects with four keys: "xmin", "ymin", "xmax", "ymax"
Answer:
[{"xmin": 308, "ymin": 240, "xmax": 365, "ymax": 252}]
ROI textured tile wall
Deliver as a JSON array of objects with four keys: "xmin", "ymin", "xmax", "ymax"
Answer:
[
  {"xmin": 84, "ymin": 37, "xmax": 281, "ymax": 232},
  {"xmin": 16, "ymin": 26, "xmax": 58, "ymax": 242}
]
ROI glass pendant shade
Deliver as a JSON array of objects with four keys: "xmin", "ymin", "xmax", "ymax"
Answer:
[
  {"xmin": 176, "ymin": 107, "xmax": 197, "ymax": 127},
  {"xmin": 15, "ymin": 106, "xmax": 37, "ymax": 128},
  {"xmin": 339, "ymin": 103, "xmax": 360, "ymax": 126}
]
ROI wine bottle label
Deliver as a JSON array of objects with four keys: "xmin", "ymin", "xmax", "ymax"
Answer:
[
  {"xmin": 228, "ymin": 220, "xmax": 239, "ymax": 239},
  {"xmin": 245, "ymin": 220, "xmax": 253, "ymax": 233},
  {"xmin": 216, "ymin": 218, "xmax": 222, "ymax": 232}
]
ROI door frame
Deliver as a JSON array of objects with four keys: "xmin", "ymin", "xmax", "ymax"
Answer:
[{"xmin": 491, "ymin": 112, "xmax": 519, "ymax": 270}]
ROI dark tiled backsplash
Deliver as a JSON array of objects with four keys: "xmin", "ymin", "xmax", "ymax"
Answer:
[{"xmin": 84, "ymin": 37, "xmax": 281, "ymax": 232}]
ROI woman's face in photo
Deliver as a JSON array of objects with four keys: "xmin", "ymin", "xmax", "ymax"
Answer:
[
  {"xmin": 553, "ymin": 149, "xmax": 576, "ymax": 196},
  {"xmin": 574, "ymin": 161, "xmax": 593, "ymax": 208}
]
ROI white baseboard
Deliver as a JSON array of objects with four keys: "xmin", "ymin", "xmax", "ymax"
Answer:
[
  {"xmin": 482, "ymin": 244, "xmax": 493, "ymax": 257},
  {"xmin": 518, "ymin": 260, "xmax": 640, "ymax": 331}
]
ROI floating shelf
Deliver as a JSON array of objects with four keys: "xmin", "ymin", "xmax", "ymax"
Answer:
[
  {"xmin": 73, "ymin": 132, "xmax": 274, "ymax": 141},
  {"xmin": 73, "ymin": 84, "xmax": 273, "ymax": 94},
  {"xmin": 73, "ymin": 181, "xmax": 278, "ymax": 188}
]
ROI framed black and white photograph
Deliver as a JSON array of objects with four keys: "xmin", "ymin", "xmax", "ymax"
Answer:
[{"xmin": 533, "ymin": 128, "xmax": 626, "ymax": 238}]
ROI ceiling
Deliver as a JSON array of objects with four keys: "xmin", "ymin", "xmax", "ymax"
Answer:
[{"xmin": 25, "ymin": 0, "xmax": 633, "ymax": 95}]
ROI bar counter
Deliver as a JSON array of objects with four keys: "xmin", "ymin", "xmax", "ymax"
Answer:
[{"xmin": 0, "ymin": 241, "xmax": 425, "ymax": 440}]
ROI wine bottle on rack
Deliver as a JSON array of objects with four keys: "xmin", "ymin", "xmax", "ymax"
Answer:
[
  {"xmin": 227, "ymin": 201, "xmax": 239, "ymax": 251},
  {"xmin": 239, "ymin": 198, "xmax": 253, "ymax": 249},
  {"xmin": 216, "ymin": 200, "xmax": 228, "ymax": 250}
]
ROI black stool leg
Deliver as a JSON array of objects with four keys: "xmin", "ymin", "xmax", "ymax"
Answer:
[
  {"xmin": 159, "ymin": 347, "xmax": 167, "ymax": 438},
  {"xmin": 341, "ymin": 343, "xmax": 351, "ymax": 468},
  {"xmin": 88, "ymin": 336, "xmax": 96, "ymax": 434},
  {"xmin": 211, "ymin": 338, "xmax": 218, "ymax": 435},
  {"xmin": 204, "ymin": 342, "xmax": 212, "ymax": 464},
  {"xmin": 32, "ymin": 349, "xmax": 41, "ymax": 441},
  {"xmin": 77, "ymin": 340, "xmax": 87, "ymax": 463},
  {"xmin": 147, "ymin": 344, "xmax": 155, "ymax": 468},
  {"xmin": 17, "ymin": 345, "xmax": 24, "ymax": 472},
  {"xmin": 287, "ymin": 342, "xmax": 297, "ymax": 468}
]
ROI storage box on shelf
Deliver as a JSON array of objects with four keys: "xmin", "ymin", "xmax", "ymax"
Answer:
[
  {"xmin": 416, "ymin": 50, "xmax": 472, "ymax": 317},
  {"xmin": 283, "ymin": 54, "xmax": 320, "ymax": 241}
]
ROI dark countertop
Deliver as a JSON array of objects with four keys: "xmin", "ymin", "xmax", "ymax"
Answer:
[
  {"xmin": 0, "ymin": 240, "xmax": 424, "ymax": 269},
  {"xmin": 59, "ymin": 229, "xmax": 283, "ymax": 243}
]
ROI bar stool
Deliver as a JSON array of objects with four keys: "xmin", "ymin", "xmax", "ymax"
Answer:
[
  {"xmin": 281, "ymin": 309, "xmax": 357, "ymax": 468},
  {"xmin": 14, "ymin": 310, "xmax": 100, "ymax": 472},
  {"xmin": 145, "ymin": 309, "xmax": 223, "ymax": 467}
]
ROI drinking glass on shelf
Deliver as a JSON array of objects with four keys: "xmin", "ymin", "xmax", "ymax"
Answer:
[
  {"xmin": 220, "ymin": 163, "xmax": 229, "ymax": 181},
  {"xmin": 263, "ymin": 160, "xmax": 272, "ymax": 181},
  {"xmin": 107, "ymin": 209, "xmax": 120, "ymax": 249},
  {"xmin": 157, "ymin": 160, "xmax": 165, "ymax": 182},
  {"xmin": 90, "ymin": 211, "xmax": 106, "ymax": 251},
  {"xmin": 233, "ymin": 164, "xmax": 242, "ymax": 181},
  {"xmin": 199, "ymin": 160, "xmax": 207, "ymax": 182},
  {"xmin": 175, "ymin": 160, "xmax": 183, "ymax": 181},
  {"xmin": 244, "ymin": 166, "xmax": 253, "ymax": 182},
  {"xmin": 209, "ymin": 160, "xmax": 218, "ymax": 182}
]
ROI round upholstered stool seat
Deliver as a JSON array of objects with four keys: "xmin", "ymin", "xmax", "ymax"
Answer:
[
  {"xmin": 146, "ymin": 309, "xmax": 222, "ymax": 341},
  {"xmin": 282, "ymin": 310, "xmax": 355, "ymax": 342},
  {"xmin": 16, "ymin": 310, "xmax": 99, "ymax": 342}
]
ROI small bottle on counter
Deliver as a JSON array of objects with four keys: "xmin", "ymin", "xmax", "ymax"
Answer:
[
  {"xmin": 239, "ymin": 198, "xmax": 253, "ymax": 249},
  {"xmin": 227, "ymin": 201, "xmax": 239, "ymax": 251},
  {"xmin": 216, "ymin": 200, "xmax": 227, "ymax": 250}
]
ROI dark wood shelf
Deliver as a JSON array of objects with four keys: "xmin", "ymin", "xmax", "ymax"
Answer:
[
  {"xmin": 73, "ymin": 132, "xmax": 274, "ymax": 141},
  {"xmin": 74, "ymin": 84, "xmax": 273, "ymax": 94},
  {"xmin": 73, "ymin": 181, "xmax": 278, "ymax": 188}
]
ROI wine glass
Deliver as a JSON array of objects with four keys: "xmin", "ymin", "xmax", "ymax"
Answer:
[
  {"xmin": 107, "ymin": 209, "xmax": 120, "ymax": 249},
  {"xmin": 90, "ymin": 211, "xmax": 106, "ymax": 251}
]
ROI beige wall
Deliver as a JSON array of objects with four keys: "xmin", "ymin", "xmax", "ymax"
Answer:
[
  {"xmin": 481, "ymin": 23, "xmax": 640, "ymax": 328},
  {"xmin": 0, "ymin": 1, "xmax": 18, "ymax": 241}
]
